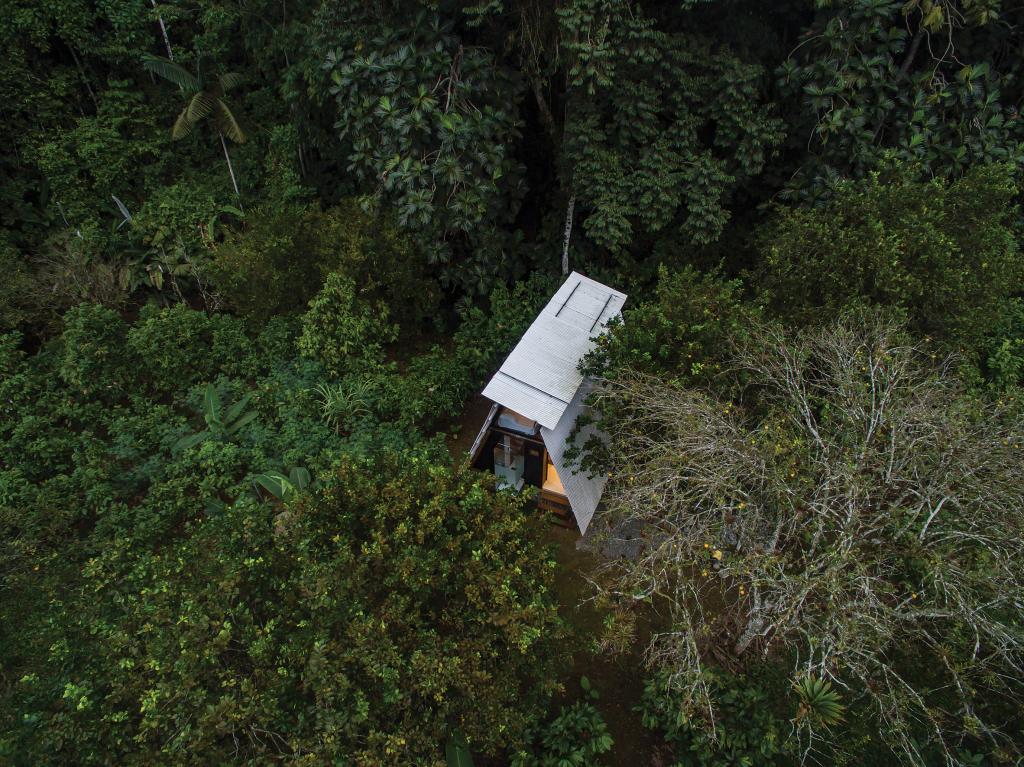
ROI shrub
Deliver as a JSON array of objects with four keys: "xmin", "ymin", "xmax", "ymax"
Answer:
[
  {"xmin": 0, "ymin": 239, "xmax": 37, "ymax": 332},
  {"xmin": 984, "ymin": 298, "xmax": 1024, "ymax": 390},
  {"xmin": 127, "ymin": 304, "xmax": 254, "ymax": 392},
  {"xmin": 132, "ymin": 180, "xmax": 220, "ymax": 252},
  {"xmin": 208, "ymin": 201, "xmax": 438, "ymax": 324},
  {"xmin": 27, "ymin": 228, "xmax": 126, "ymax": 330},
  {"xmin": 512, "ymin": 679, "xmax": 614, "ymax": 767},
  {"xmin": 297, "ymin": 272, "xmax": 398, "ymax": 377},
  {"xmin": 59, "ymin": 303, "xmax": 132, "ymax": 395},
  {"xmin": 8, "ymin": 454, "xmax": 569, "ymax": 765},
  {"xmin": 640, "ymin": 669, "xmax": 791, "ymax": 767},
  {"xmin": 756, "ymin": 163, "xmax": 1022, "ymax": 355},
  {"xmin": 582, "ymin": 264, "xmax": 755, "ymax": 386},
  {"xmin": 595, "ymin": 314, "xmax": 1024, "ymax": 764}
]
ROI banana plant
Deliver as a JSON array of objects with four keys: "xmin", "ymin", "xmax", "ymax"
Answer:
[
  {"xmin": 253, "ymin": 466, "xmax": 311, "ymax": 503},
  {"xmin": 173, "ymin": 383, "xmax": 258, "ymax": 453}
]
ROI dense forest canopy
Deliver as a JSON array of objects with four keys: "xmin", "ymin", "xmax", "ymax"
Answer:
[{"xmin": 1, "ymin": 0, "xmax": 1022, "ymax": 765}]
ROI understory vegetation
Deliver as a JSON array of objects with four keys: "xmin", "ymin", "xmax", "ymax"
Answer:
[{"xmin": 1, "ymin": 1, "xmax": 1022, "ymax": 765}]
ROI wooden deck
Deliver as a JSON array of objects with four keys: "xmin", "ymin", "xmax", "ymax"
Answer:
[{"xmin": 539, "ymin": 488, "xmax": 575, "ymax": 528}]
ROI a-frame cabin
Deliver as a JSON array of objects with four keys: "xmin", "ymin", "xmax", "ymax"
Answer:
[{"xmin": 469, "ymin": 272, "xmax": 627, "ymax": 534}]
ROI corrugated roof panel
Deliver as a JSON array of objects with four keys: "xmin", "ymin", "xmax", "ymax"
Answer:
[
  {"xmin": 541, "ymin": 381, "xmax": 607, "ymax": 534},
  {"xmin": 481, "ymin": 272, "xmax": 627, "ymax": 430},
  {"xmin": 480, "ymin": 373, "xmax": 566, "ymax": 432}
]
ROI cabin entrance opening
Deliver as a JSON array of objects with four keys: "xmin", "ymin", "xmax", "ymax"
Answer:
[{"xmin": 470, "ymin": 404, "xmax": 572, "ymax": 521}]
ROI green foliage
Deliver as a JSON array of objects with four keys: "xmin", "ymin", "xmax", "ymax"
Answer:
[
  {"xmin": 559, "ymin": 2, "xmax": 784, "ymax": 251},
  {"xmin": 302, "ymin": 274, "xmax": 554, "ymax": 436},
  {"xmin": 512, "ymin": 699, "xmax": 614, "ymax": 767},
  {"xmin": 1, "ymin": 282, "xmax": 579, "ymax": 765},
  {"xmin": 297, "ymin": 272, "xmax": 398, "ymax": 377},
  {"xmin": 584, "ymin": 265, "xmax": 756, "ymax": 386},
  {"xmin": 6, "ymin": 0, "xmax": 1024, "ymax": 763},
  {"xmin": 756, "ymin": 163, "xmax": 1022, "ymax": 354},
  {"xmin": 142, "ymin": 55, "xmax": 246, "ymax": 144},
  {"xmin": 324, "ymin": 11, "xmax": 523, "ymax": 238},
  {"xmin": 445, "ymin": 731, "xmax": 475, "ymax": 767},
  {"xmin": 792, "ymin": 677, "xmax": 845, "ymax": 729},
  {"xmin": 6, "ymin": 454, "xmax": 567, "ymax": 765},
  {"xmin": 126, "ymin": 304, "xmax": 255, "ymax": 392},
  {"xmin": 29, "ymin": 80, "xmax": 166, "ymax": 224},
  {"xmin": 144, "ymin": 54, "xmax": 246, "ymax": 197},
  {"xmin": 0, "ymin": 239, "xmax": 36, "ymax": 331},
  {"xmin": 779, "ymin": 0, "xmax": 1024, "ymax": 195},
  {"xmin": 208, "ymin": 200, "xmax": 437, "ymax": 323},
  {"xmin": 384, "ymin": 273, "xmax": 556, "ymax": 430},
  {"xmin": 131, "ymin": 181, "xmax": 223, "ymax": 253},
  {"xmin": 983, "ymin": 298, "xmax": 1024, "ymax": 390},
  {"xmin": 58, "ymin": 303, "xmax": 130, "ymax": 394},
  {"xmin": 314, "ymin": 379, "xmax": 376, "ymax": 434},
  {"xmin": 172, "ymin": 383, "xmax": 259, "ymax": 453},
  {"xmin": 251, "ymin": 465, "xmax": 311, "ymax": 501},
  {"xmin": 640, "ymin": 669, "xmax": 792, "ymax": 767}
]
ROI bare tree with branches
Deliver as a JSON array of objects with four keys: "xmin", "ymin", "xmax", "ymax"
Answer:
[{"xmin": 588, "ymin": 313, "xmax": 1024, "ymax": 765}]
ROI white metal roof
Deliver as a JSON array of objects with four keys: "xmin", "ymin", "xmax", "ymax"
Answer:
[
  {"xmin": 541, "ymin": 380, "xmax": 608, "ymax": 534},
  {"xmin": 481, "ymin": 272, "xmax": 627, "ymax": 431},
  {"xmin": 481, "ymin": 272, "xmax": 626, "ymax": 533}
]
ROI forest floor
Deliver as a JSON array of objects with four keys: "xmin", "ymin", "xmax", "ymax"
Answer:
[
  {"xmin": 547, "ymin": 525, "xmax": 662, "ymax": 766},
  {"xmin": 445, "ymin": 394, "xmax": 494, "ymax": 459}
]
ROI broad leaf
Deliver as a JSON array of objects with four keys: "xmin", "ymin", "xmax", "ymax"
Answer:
[
  {"xmin": 254, "ymin": 472, "xmax": 292, "ymax": 500},
  {"xmin": 225, "ymin": 410, "xmax": 258, "ymax": 436},
  {"xmin": 224, "ymin": 392, "xmax": 252, "ymax": 424},
  {"xmin": 142, "ymin": 55, "xmax": 199, "ymax": 91},
  {"xmin": 173, "ymin": 430, "xmax": 211, "ymax": 454},
  {"xmin": 186, "ymin": 91, "xmax": 217, "ymax": 125},
  {"xmin": 203, "ymin": 384, "xmax": 221, "ymax": 425},
  {"xmin": 289, "ymin": 466, "xmax": 311, "ymax": 490},
  {"xmin": 214, "ymin": 100, "xmax": 246, "ymax": 144},
  {"xmin": 218, "ymin": 72, "xmax": 244, "ymax": 91},
  {"xmin": 172, "ymin": 106, "xmax": 197, "ymax": 140},
  {"xmin": 444, "ymin": 734, "xmax": 474, "ymax": 767}
]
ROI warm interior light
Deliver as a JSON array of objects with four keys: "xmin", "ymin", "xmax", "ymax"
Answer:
[{"xmin": 543, "ymin": 453, "xmax": 565, "ymax": 494}]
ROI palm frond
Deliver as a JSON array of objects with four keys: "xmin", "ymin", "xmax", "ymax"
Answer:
[
  {"xmin": 186, "ymin": 91, "xmax": 217, "ymax": 125},
  {"xmin": 142, "ymin": 55, "xmax": 199, "ymax": 91},
  {"xmin": 171, "ymin": 105, "xmax": 196, "ymax": 140},
  {"xmin": 214, "ymin": 100, "xmax": 246, "ymax": 144},
  {"xmin": 111, "ymin": 194, "xmax": 132, "ymax": 228},
  {"xmin": 218, "ymin": 72, "xmax": 244, "ymax": 92}
]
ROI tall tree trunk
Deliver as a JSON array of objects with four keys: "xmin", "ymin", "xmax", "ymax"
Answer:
[
  {"xmin": 530, "ymin": 73, "xmax": 559, "ymax": 144},
  {"xmin": 561, "ymin": 193, "xmax": 575, "ymax": 275},
  {"xmin": 151, "ymin": 0, "xmax": 175, "ymax": 60},
  {"xmin": 533, "ymin": 73, "xmax": 573, "ymax": 275},
  {"xmin": 897, "ymin": 28, "xmax": 925, "ymax": 81},
  {"xmin": 220, "ymin": 132, "xmax": 242, "ymax": 203},
  {"xmin": 67, "ymin": 45, "xmax": 99, "ymax": 112}
]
